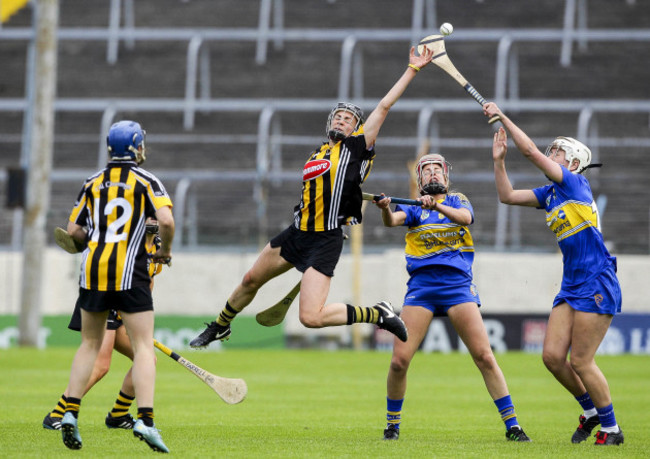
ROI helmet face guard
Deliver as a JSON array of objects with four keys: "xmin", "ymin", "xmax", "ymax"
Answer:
[
  {"xmin": 416, "ymin": 153, "xmax": 452, "ymax": 195},
  {"xmin": 544, "ymin": 136, "xmax": 591, "ymax": 174},
  {"xmin": 107, "ymin": 120, "xmax": 147, "ymax": 165},
  {"xmin": 326, "ymin": 102, "xmax": 364, "ymax": 142}
]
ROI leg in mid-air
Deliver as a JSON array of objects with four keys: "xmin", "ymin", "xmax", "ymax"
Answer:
[
  {"xmin": 448, "ymin": 302, "xmax": 530, "ymax": 442},
  {"xmin": 382, "ymin": 305, "xmax": 432, "ymax": 440},
  {"xmin": 190, "ymin": 243, "xmax": 292, "ymax": 347},
  {"xmin": 296, "ymin": 267, "xmax": 407, "ymax": 342}
]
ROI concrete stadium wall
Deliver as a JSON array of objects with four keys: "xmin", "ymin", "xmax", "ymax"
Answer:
[{"xmin": 2, "ymin": 250, "xmax": 648, "ymax": 336}]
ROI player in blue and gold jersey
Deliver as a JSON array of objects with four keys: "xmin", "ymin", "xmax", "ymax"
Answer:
[
  {"xmin": 190, "ymin": 46, "xmax": 436, "ymax": 349},
  {"xmin": 485, "ymin": 101, "xmax": 623, "ymax": 446},
  {"xmin": 59, "ymin": 121, "xmax": 174, "ymax": 453},
  {"xmin": 373, "ymin": 153, "xmax": 530, "ymax": 443}
]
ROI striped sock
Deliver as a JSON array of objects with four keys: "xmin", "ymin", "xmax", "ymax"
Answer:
[
  {"xmin": 137, "ymin": 407, "xmax": 155, "ymax": 427},
  {"xmin": 346, "ymin": 304, "xmax": 380, "ymax": 325},
  {"xmin": 109, "ymin": 391, "xmax": 135, "ymax": 418},
  {"xmin": 494, "ymin": 395, "xmax": 519, "ymax": 430},
  {"xmin": 596, "ymin": 403, "xmax": 618, "ymax": 431},
  {"xmin": 216, "ymin": 301, "xmax": 238, "ymax": 327},
  {"xmin": 65, "ymin": 397, "xmax": 81, "ymax": 419},
  {"xmin": 386, "ymin": 397, "xmax": 404, "ymax": 429},
  {"xmin": 575, "ymin": 392, "xmax": 597, "ymax": 418},
  {"xmin": 50, "ymin": 394, "xmax": 67, "ymax": 418}
]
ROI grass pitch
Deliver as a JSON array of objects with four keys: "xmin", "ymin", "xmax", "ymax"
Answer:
[{"xmin": 0, "ymin": 348, "xmax": 647, "ymax": 457}]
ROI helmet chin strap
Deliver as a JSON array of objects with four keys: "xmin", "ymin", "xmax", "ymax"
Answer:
[
  {"xmin": 328, "ymin": 129, "xmax": 347, "ymax": 142},
  {"xmin": 421, "ymin": 181, "xmax": 447, "ymax": 195}
]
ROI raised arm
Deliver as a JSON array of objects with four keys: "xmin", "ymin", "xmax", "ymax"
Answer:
[
  {"xmin": 484, "ymin": 102, "xmax": 563, "ymax": 183},
  {"xmin": 363, "ymin": 47, "xmax": 433, "ymax": 148},
  {"xmin": 492, "ymin": 127, "xmax": 540, "ymax": 207}
]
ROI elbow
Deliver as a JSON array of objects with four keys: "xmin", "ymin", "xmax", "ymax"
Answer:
[{"xmin": 499, "ymin": 195, "xmax": 515, "ymax": 205}]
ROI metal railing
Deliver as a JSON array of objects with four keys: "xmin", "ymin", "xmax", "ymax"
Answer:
[{"xmin": 2, "ymin": 97, "xmax": 650, "ymax": 249}]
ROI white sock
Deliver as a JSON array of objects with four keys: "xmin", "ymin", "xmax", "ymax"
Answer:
[
  {"xmin": 600, "ymin": 425, "xmax": 619, "ymax": 434},
  {"xmin": 584, "ymin": 408, "xmax": 598, "ymax": 418}
]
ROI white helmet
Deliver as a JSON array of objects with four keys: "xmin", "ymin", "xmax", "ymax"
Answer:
[
  {"xmin": 545, "ymin": 136, "xmax": 592, "ymax": 174},
  {"xmin": 415, "ymin": 153, "xmax": 451, "ymax": 195}
]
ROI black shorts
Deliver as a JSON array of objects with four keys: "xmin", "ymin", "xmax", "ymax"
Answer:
[
  {"xmin": 75, "ymin": 285, "xmax": 153, "ymax": 317},
  {"xmin": 270, "ymin": 225, "xmax": 344, "ymax": 277},
  {"xmin": 68, "ymin": 306, "xmax": 122, "ymax": 332}
]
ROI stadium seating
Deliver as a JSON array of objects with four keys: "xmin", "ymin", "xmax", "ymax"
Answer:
[{"xmin": 1, "ymin": 0, "xmax": 649, "ymax": 253}]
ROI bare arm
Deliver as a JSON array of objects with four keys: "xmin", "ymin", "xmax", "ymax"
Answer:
[
  {"xmin": 373, "ymin": 196, "xmax": 407, "ymax": 227},
  {"xmin": 363, "ymin": 47, "xmax": 433, "ymax": 148},
  {"xmin": 492, "ymin": 127, "xmax": 540, "ymax": 207},
  {"xmin": 421, "ymin": 195, "xmax": 473, "ymax": 226},
  {"xmin": 484, "ymin": 102, "xmax": 563, "ymax": 183},
  {"xmin": 153, "ymin": 205, "xmax": 174, "ymax": 262}
]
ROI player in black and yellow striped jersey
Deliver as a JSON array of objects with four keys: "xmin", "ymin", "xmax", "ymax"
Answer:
[
  {"xmin": 59, "ymin": 121, "xmax": 174, "ymax": 453},
  {"xmin": 191, "ymin": 46, "xmax": 435, "ymax": 349},
  {"xmin": 374, "ymin": 153, "xmax": 530, "ymax": 442},
  {"xmin": 43, "ymin": 219, "xmax": 165, "ymax": 432}
]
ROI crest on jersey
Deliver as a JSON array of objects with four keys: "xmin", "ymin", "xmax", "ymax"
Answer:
[
  {"xmin": 303, "ymin": 159, "xmax": 331, "ymax": 181},
  {"xmin": 420, "ymin": 210, "xmax": 430, "ymax": 221}
]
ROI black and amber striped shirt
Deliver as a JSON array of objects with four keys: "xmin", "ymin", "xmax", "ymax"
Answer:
[
  {"xmin": 69, "ymin": 161, "xmax": 173, "ymax": 291},
  {"xmin": 294, "ymin": 127, "xmax": 375, "ymax": 231}
]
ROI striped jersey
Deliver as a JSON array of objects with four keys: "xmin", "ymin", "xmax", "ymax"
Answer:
[
  {"xmin": 532, "ymin": 165, "xmax": 615, "ymax": 288},
  {"xmin": 397, "ymin": 192, "xmax": 475, "ymax": 277},
  {"xmin": 293, "ymin": 127, "xmax": 375, "ymax": 231},
  {"xmin": 69, "ymin": 161, "xmax": 173, "ymax": 291}
]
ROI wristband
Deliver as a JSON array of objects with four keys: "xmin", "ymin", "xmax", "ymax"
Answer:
[{"xmin": 408, "ymin": 64, "xmax": 421, "ymax": 72}]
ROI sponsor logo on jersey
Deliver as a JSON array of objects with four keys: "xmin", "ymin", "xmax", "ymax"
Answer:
[
  {"xmin": 98, "ymin": 181, "xmax": 132, "ymax": 190},
  {"xmin": 302, "ymin": 159, "xmax": 331, "ymax": 181}
]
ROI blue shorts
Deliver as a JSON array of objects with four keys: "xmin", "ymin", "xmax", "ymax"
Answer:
[
  {"xmin": 553, "ymin": 264, "xmax": 622, "ymax": 315},
  {"xmin": 404, "ymin": 265, "xmax": 480, "ymax": 317}
]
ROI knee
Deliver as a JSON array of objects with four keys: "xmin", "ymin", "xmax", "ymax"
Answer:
[
  {"xmin": 94, "ymin": 360, "xmax": 111, "ymax": 379},
  {"xmin": 569, "ymin": 355, "xmax": 590, "ymax": 375},
  {"xmin": 389, "ymin": 355, "xmax": 410, "ymax": 375},
  {"xmin": 472, "ymin": 349, "xmax": 498, "ymax": 372},
  {"xmin": 542, "ymin": 350, "xmax": 564, "ymax": 373},
  {"xmin": 299, "ymin": 311, "xmax": 324, "ymax": 328},
  {"xmin": 241, "ymin": 271, "xmax": 262, "ymax": 291}
]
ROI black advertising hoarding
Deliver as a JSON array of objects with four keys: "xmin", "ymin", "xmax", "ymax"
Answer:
[{"xmin": 375, "ymin": 313, "xmax": 650, "ymax": 355}]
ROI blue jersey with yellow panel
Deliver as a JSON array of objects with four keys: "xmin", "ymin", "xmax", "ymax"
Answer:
[
  {"xmin": 532, "ymin": 166, "xmax": 615, "ymax": 289},
  {"xmin": 396, "ymin": 192, "xmax": 475, "ymax": 277}
]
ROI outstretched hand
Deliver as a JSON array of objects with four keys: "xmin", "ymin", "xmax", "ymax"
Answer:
[
  {"xmin": 492, "ymin": 127, "xmax": 508, "ymax": 162},
  {"xmin": 410, "ymin": 45, "xmax": 433, "ymax": 70}
]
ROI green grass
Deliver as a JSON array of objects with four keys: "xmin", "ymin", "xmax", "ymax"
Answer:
[{"xmin": 0, "ymin": 348, "xmax": 648, "ymax": 457}]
